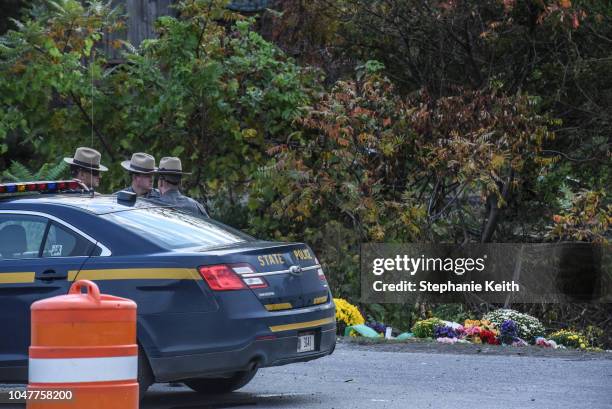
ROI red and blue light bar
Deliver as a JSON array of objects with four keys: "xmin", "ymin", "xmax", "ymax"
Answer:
[{"xmin": 0, "ymin": 180, "xmax": 86, "ymax": 194}]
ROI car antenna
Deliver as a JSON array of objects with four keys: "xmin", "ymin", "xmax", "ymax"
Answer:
[{"xmin": 89, "ymin": 45, "xmax": 95, "ymax": 198}]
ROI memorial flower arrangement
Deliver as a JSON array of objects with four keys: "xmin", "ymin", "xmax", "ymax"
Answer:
[
  {"xmin": 499, "ymin": 319, "xmax": 520, "ymax": 345},
  {"xmin": 535, "ymin": 337, "xmax": 559, "ymax": 348},
  {"xmin": 345, "ymin": 308, "xmax": 600, "ymax": 352},
  {"xmin": 333, "ymin": 298, "xmax": 364, "ymax": 335},
  {"xmin": 512, "ymin": 338, "xmax": 529, "ymax": 347},
  {"xmin": 462, "ymin": 319, "xmax": 499, "ymax": 344},
  {"xmin": 366, "ymin": 321, "xmax": 387, "ymax": 335},
  {"xmin": 478, "ymin": 329, "xmax": 500, "ymax": 345},
  {"xmin": 549, "ymin": 329, "xmax": 588, "ymax": 349},
  {"xmin": 436, "ymin": 337, "xmax": 458, "ymax": 344},
  {"xmin": 411, "ymin": 318, "xmax": 444, "ymax": 338},
  {"xmin": 464, "ymin": 319, "xmax": 483, "ymax": 328},
  {"xmin": 434, "ymin": 324, "xmax": 458, "ymax": 340},
  {"xmin": 464, "ymin": 319, "xmax": 496, "ymax": 332},
  {"xmin": 452, "ymin": 324, "xmax": 465, "ymax": 337},
  {"xmin": 464, "ymin": 325, "xmax": 482, "ymax": 342},
  {"xmin": 483, "ymin": 309, "xmax": 545, "ymax": 342}
]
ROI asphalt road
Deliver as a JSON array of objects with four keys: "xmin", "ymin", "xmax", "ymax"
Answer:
[{"xmin": 3, "ymin": 342, "xmax": 612, "ymax": 409}]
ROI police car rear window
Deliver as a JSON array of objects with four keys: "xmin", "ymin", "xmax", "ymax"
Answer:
[{"xmin": 101, "ymin": 207, "xmax": 254, "ymax": 250}]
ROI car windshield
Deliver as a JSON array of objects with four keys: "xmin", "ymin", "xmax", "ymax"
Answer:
[{"xmin": 102, "ymin": 207, "xmax": 254, "ymax": 250}]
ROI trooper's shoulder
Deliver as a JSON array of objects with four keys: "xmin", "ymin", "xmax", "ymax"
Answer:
[
  {"xmin": 184, "ymin": 195, "xmax": 208, "ymax": 217},
  {"xmin": 145, "ymin": 188, "xmax": 161, "ymax": 199},
  {"xmin": 180, "ymin": 194, "xmax": 199, "ymax": 204},
  {"xmin": 164, "ymin": 191, "xmax": 208, "ymax": 217},
  {"xmin": 113, "ymin": 186, "xmax": 134, "ymax": 195}
]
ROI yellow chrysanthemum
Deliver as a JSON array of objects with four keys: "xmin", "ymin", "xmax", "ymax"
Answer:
[
  {"xmin": 333, "ymin": 298, "xmax": 365, "ymax": 327},
  {"xmin": 550, "ymin": 329, "xmax": 590, "ymax": 350},
  {"xmin": 464, "ymin": 319, "xmax": 481, "ymax": 328}
]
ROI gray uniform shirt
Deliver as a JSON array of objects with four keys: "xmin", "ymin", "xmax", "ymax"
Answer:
[
  {"xmin": 156, "ymin": 189, "xmax": 208, "ymax": 217},
  {"xmin": 114, "ymin": 186, "xmax": 161, "ymax": 199}
]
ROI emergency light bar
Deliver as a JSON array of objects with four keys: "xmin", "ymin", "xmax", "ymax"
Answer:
[{"xmin": 0, "ymin": 180, "xmax": 88, "ymax": 194}]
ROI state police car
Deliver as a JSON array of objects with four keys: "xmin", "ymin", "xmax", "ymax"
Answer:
[{"xmin": 0, "ymin": 181, "xmax": 336, "ymax": 395}]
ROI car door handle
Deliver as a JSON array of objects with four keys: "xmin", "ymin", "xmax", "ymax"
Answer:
[{"xmin": 35, "ymin": 269, "xmax": 68, "ymax": 281}]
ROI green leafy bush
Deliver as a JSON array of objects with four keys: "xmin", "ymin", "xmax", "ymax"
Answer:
[
  {"xmin": 431, "ymin": 304, "xmax": 471, "ymax": 324},
  {"xmin": 411, "ymin": 318, "xmax": 444, "ymax": 339},
  {"xmin": 0, "ymin": 0, "xmax": 316, "ymax": 199},
  {"xmin": 483, "ymin": 309, "xmax": 544, "ymax": 343},
  {"xmin": 2, "ymin": 161, "xmax": 66, "ymax": 182}
]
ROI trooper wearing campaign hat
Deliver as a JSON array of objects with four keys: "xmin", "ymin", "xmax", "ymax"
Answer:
[
  {"xmin": 117, "ymin": 152, "xmax": 161, "ymax": 198},
  {"xmin": 63, "ymin": 147, "xmax": 108, "ymax": 189},
  {"xmin": 155, "ymin": 157, "xmax": 208, "ymax": 217}
]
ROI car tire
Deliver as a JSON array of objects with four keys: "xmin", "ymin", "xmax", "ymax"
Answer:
[
  {"xmin": 184, "ymin": 367, "xmax": 258, "ymax": 394},
  {"xmin": 138, "ymin": 345, "xmax": 154, "ymax": 400}
]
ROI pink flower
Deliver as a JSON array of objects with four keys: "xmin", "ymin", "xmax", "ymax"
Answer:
[
  {"xmin": 536, "ymin": 337, "xmax": 556, "ymax": 348},
  {"xmin": 436, "ymin": 337, "xmax": 458, "ymax": 344}
]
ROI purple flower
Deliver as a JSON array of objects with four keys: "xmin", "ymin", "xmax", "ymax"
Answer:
[
  {"xmin": 500, "ymin": 319, "xmax": 519, "ymax": 344},
  {"xmin": 366, "ymin": 321, "xmax": 386, "ymax": 334},
  {"xmin": 434, "ymin": 325, "xmax": 457, "ymax": 339},
  {"xmin": 512, "ymin": 338, "xmax": 528, "ymax": 347}
]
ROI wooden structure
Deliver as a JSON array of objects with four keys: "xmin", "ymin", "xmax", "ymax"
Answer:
[
  {"xmin": 103, "ymin": 0, "xmax": 269, "ymax": 59},
  {"xmin": 122, "ymin": 0, "xmax": 177, "ymax": 47}
]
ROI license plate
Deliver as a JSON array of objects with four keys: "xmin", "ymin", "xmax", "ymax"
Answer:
[{"xmin": 297, "ymin": 334, "xmax": 315, "ymax": 353}]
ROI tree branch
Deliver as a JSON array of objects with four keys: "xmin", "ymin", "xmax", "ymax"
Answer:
[
  {"xmin": 69, "ymin": 91, "xmax": 115, "ymax": 161},
  {"xmin": 542, "ymin": 149, "xmax": 604, "ymax": 163},
  {"xmin": 481, "ymin": 171, "xmax": 513, "ymax": 243}
]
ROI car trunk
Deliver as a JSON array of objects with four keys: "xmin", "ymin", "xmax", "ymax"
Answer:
[{"xmin": 202, "ymin": 241, "xmax": 329, "ymax": 311}]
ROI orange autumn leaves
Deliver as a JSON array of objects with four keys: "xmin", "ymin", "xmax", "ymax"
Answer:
[
  {"xmin": 265, "ymin": 69, "xmax": 555, "ymax": 243},
  {"xmin": 550, "ymin": 190, "xmax": 611, "ymax": 244}
]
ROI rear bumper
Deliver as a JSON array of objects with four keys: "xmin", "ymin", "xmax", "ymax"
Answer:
[
  {"xmin": 0, "ymin": 364, "xmax": 27, "ymax": 383},
  {"xmin": 150, "ymin": 326, "xmax": 336, "ymax": 382}
]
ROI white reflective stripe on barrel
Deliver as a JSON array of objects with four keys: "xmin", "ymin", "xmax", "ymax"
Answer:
[{"xmin": 29, "ymin": 356, "xmax": 137, "ymax": 383}]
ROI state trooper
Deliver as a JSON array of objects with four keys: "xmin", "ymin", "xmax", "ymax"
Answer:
[
  {"xmin": 117, "ymin": 152, "xmax": 161, "ymax": 198},
  {"xmin": 63, "ymin": 147, "xmax": 108, "ymax": 189},
  {"xmin": 155, "ymin": 157, "xmax": 208, "ymax": 217}
]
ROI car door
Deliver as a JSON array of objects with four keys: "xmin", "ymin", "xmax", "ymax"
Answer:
[{"xmin": 0, "ymin": 211, "xmax": 101, "ymax": 381}]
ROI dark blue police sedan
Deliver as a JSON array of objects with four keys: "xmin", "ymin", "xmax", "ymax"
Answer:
[{"xmin": 0, "ymin": 182, "xmax": 336, "ymax": 395}]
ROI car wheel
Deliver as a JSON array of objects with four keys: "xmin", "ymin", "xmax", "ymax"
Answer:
[
  {"xmin": 184, "ymin": 367, "xmax": 258, "ymax": 394},
  {"xmin": 138, "ymin": 345, "xmax": 154, "ymax": 400}
]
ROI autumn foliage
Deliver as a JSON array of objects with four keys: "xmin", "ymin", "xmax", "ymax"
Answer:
[{"xmin": 0, "ymin": 0, "xmax": 609, "ymax": 338}]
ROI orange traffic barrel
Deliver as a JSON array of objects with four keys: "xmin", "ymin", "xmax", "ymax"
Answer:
[{"xmin": 27, "ymin": 280, "xmax": 138, "ymax": 409}]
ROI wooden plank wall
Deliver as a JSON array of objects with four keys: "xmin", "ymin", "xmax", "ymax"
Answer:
[
  {"xmin": 101, "ymin": 0, "xmax": 269, "ymax": 61},
  {"xmin": 125, "ymin": 0, "xmax": 175, "ymax": 46},
  {"xmin": 102, "ymin": 0, "xmax": 177, "ymax": 62}
]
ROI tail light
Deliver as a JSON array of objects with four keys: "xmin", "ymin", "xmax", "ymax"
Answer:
[
  {"xmin": 232, "ymin": 263, "xmax": 268, "ymax": 289},
  {"xmin": 198, "ymin": 264, "xmax": 268, "ymax": 291},
  {"xmin": 242, "ymin": 276, "xmax": 268, "ymax": 289},
  {"xmin": 199, "ymin": 265, "xmax": 246, "ymax": 291},
  {"xmin": 317, "ymin": 268, "xmax": 327, "ymax": 281}
]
